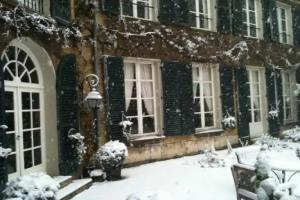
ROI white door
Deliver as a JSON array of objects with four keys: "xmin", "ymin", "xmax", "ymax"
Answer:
[
  {"xmin": 2, "ymin": 45, "xmax": 46, "ymax": 179},
  {"xmin": 247, "ymin": 68, "xmax": 266, "ymax": 138}
]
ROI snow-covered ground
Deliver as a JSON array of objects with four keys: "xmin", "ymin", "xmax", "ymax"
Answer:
[{"xmin": 72, "ymin": 143, "xmax": 300, "ymax": 200}]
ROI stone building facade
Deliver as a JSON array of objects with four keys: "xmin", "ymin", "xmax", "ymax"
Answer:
[{"xmin": 0, "ymin": 0, "xmax": 300, "ymax": 196}]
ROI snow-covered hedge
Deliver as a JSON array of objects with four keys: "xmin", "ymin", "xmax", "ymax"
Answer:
[
  {"xmin": 283, "ymin": 126, "xmax": 300, "ymax": 142},
  {"xmin": 95, "ymin": 141, "xmax": 128, "ymax": 169},
  {"xmin": 4, "ymin": 173, "xmax": 59, "ymax": 200}
]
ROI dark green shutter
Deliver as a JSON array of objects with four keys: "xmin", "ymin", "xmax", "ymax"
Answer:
[
  {"xmin": 219, "ymin": 64, "xmax": 235, "ymax": 120},
  {"xmin": 178, "ymin": 63, "xmax": 195, "ymax": 134},
  {"xmin": 104, "ymin": 56, "xmax": 126, "ymax": 142},
  {"xmin": 292, "ymin": 7, "xmax": 300, "ymax": 46},
  {"xmin": 57, "ymin": 54, "xmax": 79, "ymax": 175},
  {"xmin": 101, "ymin": 0, "xmax": 120, "ymax": 15},
  {"xmin": 235, "ymin": 66, "xmax": 251, "ymax": 140},
  {"xmin": 162, "ymin": 61, "xmax": 194, "ymax": 135},
  {"xmin": 159, "ymin": 0, "xmax": 189, "ymax": 26},
  {"xmin": 217, "ymin": 0, "xmax": 231, "ymax": 33},
  {"xmin": 232, "ymin": 0, "xmax": 244, "ymax": 36},
  {"xmin": 52, "ymin": 0, "xmax": 71, "ymax": 24},
  {"xmin": 262, "ymin": 0, "xmax": 279, "ymax": 42},
  {"xmin": 265, "ymin": 65, "xmax": 280, "ymax": 137},
  {"xmin": 0, "ymin": 58, "xmax": 7, "ymax": 199}
]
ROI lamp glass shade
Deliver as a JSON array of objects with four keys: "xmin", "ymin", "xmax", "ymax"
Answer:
[{"xmin": 85, "ymin": 90, "xmax": 102, "ymax": 109}]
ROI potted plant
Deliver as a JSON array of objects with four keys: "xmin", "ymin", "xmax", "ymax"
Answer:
[{"xmin": 95, "ymin": 140, "xmax": 128, "ymax": 181}]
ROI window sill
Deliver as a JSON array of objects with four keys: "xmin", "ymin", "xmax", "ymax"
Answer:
[
  {"xmin": 195, "ymin": 129, "xmax": 224, "ymax": 137},
  {"xmin": 120, "ymin": 15, "xmax": 157, "ymax": 23},
  {"xmin": 129, "ymin": 135, "xmax": 165, "ymax": 146}
]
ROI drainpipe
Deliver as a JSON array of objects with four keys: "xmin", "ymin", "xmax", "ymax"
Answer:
[{"xmin": 93, "ymin": 0, "xmax": 100, "ymax": 146}]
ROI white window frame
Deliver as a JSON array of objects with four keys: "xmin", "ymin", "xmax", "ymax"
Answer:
[
  {"xmin": 276, "ymin": 1, "xmax": 293, "ymax": 45},
  {"xmin": 192, "ymin": 63, "xmax": 221, "ymax": 132},
  {"xmin": 120, "ymin": 0, "xmax": 157, "ymax": 21},
  {"xmin": 124, "ymin": 58, "xmax": 162, "ymax": 139},
  {"xmin": 188, "ymin": 0, "xmax": 217, "ymax": 31},
  {"xmin": 282, "ymin": 70, "xmax": 297, "ymax": 123},
  {"xmin": 242, "ymin": 0, "xmax": 263, "ymax": 39}
]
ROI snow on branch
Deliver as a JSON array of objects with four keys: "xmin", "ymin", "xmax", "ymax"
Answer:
[
  {"xmin": 0, "ymin": 146, "xmax": 11, "ymax": 158},
  {"xmin": 222, "ymin": 41, "xmax": 248, "ymax": 63},
  {"xmin": 0, "ymin": 6, "xmax": 81, "ymax": 42}
]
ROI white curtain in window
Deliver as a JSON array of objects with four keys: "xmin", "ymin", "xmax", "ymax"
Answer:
[
  {"xmin": 202, "ymin": 66, "xmax": 213, "ymax": 111},
  {"xmin": 140, "ymin": 64, "xmax": 154, "ymax": 115},
  {"xmin": 125, "ymin": 64, "xmax": 135, "ymax": 111},
  {"xmin": 193, "ymin": 67, "xmax": 200, "ymax": 97}
]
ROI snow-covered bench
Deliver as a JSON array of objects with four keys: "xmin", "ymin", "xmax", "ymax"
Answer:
[{"xmin": 231, "ymin": 163, "xmax": 257, "ymax": 200}]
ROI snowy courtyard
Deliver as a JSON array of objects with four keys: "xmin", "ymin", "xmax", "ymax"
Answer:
[{"xmin": 72, "ymin": 142, "xmax": 300, "ymax": 200}]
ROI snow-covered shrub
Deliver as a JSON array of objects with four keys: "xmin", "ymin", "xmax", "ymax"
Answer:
[
  {"xmin": 0, "ymin": 146, "xmax": 11, "ymax": 158},
  {"xmin": 95, "ymin": 141, "xmax": 128, "ymax": 169},
  {"xmin": 198, "ymin": 145, "xmax": 226, "ymax": 168},
  {"xmin": 68, "ymin": 129, "xmax": 87, "ymax": 164},
  {"xmin": 222, "ymin": 114, "xmax": 236, "ymax": 128},
  {"xmin": 4, "ymin": 173, "xmax": 59, "ymax": 200},
  {"xmin": 119, "ymin": 113, "xmax": 133, "ymax": 144},
  {"xmin": 269, "ymin": 109, "xmax": 279, "ymax": 119}
]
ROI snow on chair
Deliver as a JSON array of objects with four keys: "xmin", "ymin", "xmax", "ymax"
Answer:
[{"xmin": 231, "ymin": 163, "xmax": 258, "ymax": 200}]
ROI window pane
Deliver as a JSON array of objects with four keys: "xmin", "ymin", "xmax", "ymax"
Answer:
[
  {"xmin": 193, "ymin": 83, "xmax": 200, "ymax": 97},
  {"xmin": 137, "ymin": 1, "xmax": 149, "ymax": 19},
  {"xmin": 125, "ymin": 63, "xmax": 136, "ymax": 79},
  {"xmin": 33, "ymin": 111, "xmax": 40, "ymax": 128},
  {"xmin": 249, "ymin": 0, "xmax": 255, "ymax": 11},
  {"xmin": 140, "ymin": 64, "xmax": 152, "ymax": 80},
  {"xmin": 204, "ymin": 98, "xmax": 213, "ymax": 112},
  {"xmin": 143, "ymin": 117, "xmax": 155, "ymax": 133},
  {"xmin": 22, "ymin": 92, "xmax": 31, "ymax": 110},
  {"xmin": 203, "ymin": 83, "xmax": 212, "ymax": 96},
  {"xmin": 193, "ymin": 98, "xmax": 201, "ymax": 112},
  {"xmin": 30, "ymin": 70, "xmax": 39, "ymax": 83},
  {"xmin": 23, "ymin": 131, "xmax": 32, "ymax": 149},
  {"xmin": 129, "ymin": 117, "xmax": 138, "ymax": 134},
  {"xmin": 24, "ymin": 150, "xmax": 33, "ymax": 169},
  {"xmin": 125, "ymin": 81, "xmax": 136, "ymax": 99},
  {"xmin": 254, "ymin": 110, "xmax": 261, "ymax": 122},
  {"xmin": 194, "ymin": 114, "xmax": 202, "ymax": 128},
  {"xmin": 203, "ymin": 67, "xmax": 211, "ymax": 81},
  {"xmin": 122, "ymin": 0, "xmax": 133, "ymax": 16},
  {"xmin": 142, "ymin": 99, "xmax": 154, "ymax": 115},
  {"xmin": 250, "ymin": 26, "xmax": 257, "ymax": 37},
  {"xmin": 193, "ymin": 67, "xmax": 200, "ymax": 80},
  {"xmin": 200, "ymin": 16, "xmax": 208, "ymax": 29},
  {"xmin": 141, "ymin": 82, "xmax": 153, "ymax": 98},
  {"xmin": 22, "ymin": 112, "xmax": 31, "ymax": 129},
  {"xmin": 249, "ymin": 12, "xmax": 256, "ymax": 24},
  {"xmin": 253, "ymin": 97, "xmax": 260, "ymax": 109},
  {"xmin": 205, "ymin": 113, "xmax": 214, "ymax": 127},
  {"xmin": 32, "ymin": 93, "xmax": 40, "ymax": 109},
  {"xmin": 281, "ymin": 20, "xmax": 287, "ymax": 31},
  {"xmin": 126, "ymin": 99, "xmax": 138, "ymax": 116},
  {"xmin": 33, "ymin": 130, "xmax": 41, "ymax": 146},
  {"xmin": 252, "ymin": 84, "xmax": 260, "ymax": 96},
  {"xmin": 34, "ymin": 148, "xmax": 42, "ymax": 166}
]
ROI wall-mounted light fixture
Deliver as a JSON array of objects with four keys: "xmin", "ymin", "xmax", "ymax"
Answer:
[{"xmin": 85, "ymin": 74, "xmax": 102, "ymax": 109}]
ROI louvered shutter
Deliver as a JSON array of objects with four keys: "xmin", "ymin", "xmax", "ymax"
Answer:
[
  {"xmin": 232, "ymin": 0, "xmax": 244, "ymax": 36},
  {"xmin": 162, "ymin": 61, "xmax": 195, "ymax": 135},
  {"xmin": 265, "ymin": 65, "xmax": 280, "ymax": 137},
  {"xmin": 217, "ymin": 0, "xmax": 231, "ymax": 33},
  {"xmin": 101, "ymin": 0, "xmax": 120, "ymax": 15},
  {"xmin": 292, "ymin": 7, "xmax": 300, "ymax": 46},
  {"xmin": 219, "ymin": 64, "xmax": 235, "ymax": 121},
  {"xmin": 235, "ymin": 66, "xmax": 251, "ymax": 140},
  {"xmin": 57, "ymin": 54, "xmax": 80, "ymax": 175},
  {"xmin": 178, "ymin": 63, "xmax": 195, "ymax": 134},
  {"xmin": 159, "ymin": 0, "xmax": 189, "ymax": 26},
  {"xmin": 0, "ymin": 58, "xmax": 7, "ymax": 199},
  {"xmin": 104, "ymin": 56, "xmax": 126, "ymax": 142},
  {"xmin": 52, "ymin": 0, "xmax": 72, "ymax": 24},
  {"xmin": 162, "ymin": 61, "xmax": 182, "ymax": 135},
  {"xmin": 262, "ymin": 0, "xmax": 279, "ymax": 42}
]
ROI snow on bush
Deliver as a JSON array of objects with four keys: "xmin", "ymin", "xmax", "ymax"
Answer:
[
  {"xmin": 222, "ymin": 114, "xmax": 236, "ymax": 128},
  {"xmin": 4, "ymin": 173, "xmax": 59, "ymax": 200},
  {"xmin": 268, "ymin": 109, "xmax": 279, "ymax": 119},
  {"xmin": 126, "ymin": 192, "xmax": 172, "ymax": 200},
  {"xmin": 223, "ymin": 41, "xmax": 248, "ymax": 63},
  {"xmin": 68, "ymin": 129, "xmax": 87, "ymax": 164},
  {"xmin": 198, "ymin": 146, "xmax": 226, "ymax": 168},
  {"xmin": 283, "ymin": 126, "xmax": 300, "ymax": 142},
  {"xmin": 95, "ymin": 141, "xmax": 128, "ymax": 169},
  {"xmin": 0, "ymin": 146, "xmax": 11, "ymax": 158}
]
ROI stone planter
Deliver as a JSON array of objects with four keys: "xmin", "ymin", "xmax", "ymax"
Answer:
[{"xmin": 105, "ymin": 166, "xmax": 122, "ymax": 181}]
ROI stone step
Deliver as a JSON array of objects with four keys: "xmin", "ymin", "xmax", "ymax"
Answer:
[
  {"xmin": 57, "ymin": 178, "xmax": 93, "ymax": 200},
  {"xmin": 54, "ymin": 176, "xmax": 73, "ymax": 189}
]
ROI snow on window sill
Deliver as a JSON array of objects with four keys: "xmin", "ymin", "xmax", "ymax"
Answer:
[
  {"xmin": 194, "ymin": 129, "xmax": 224, "ymax": 136},
  {"xmin": 130, "ymin": 135, "xmax": 165, "ymax": 142}
]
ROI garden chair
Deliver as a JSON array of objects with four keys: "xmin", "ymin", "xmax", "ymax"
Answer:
[{"xmin": 231, "ymin": 163, "xmax": 258, "ymax": 200}]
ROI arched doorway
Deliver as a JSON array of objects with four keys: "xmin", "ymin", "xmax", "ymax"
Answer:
[{"xmin": 2, "ymin": 44, "xmax": 46, "ymax": 179}]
